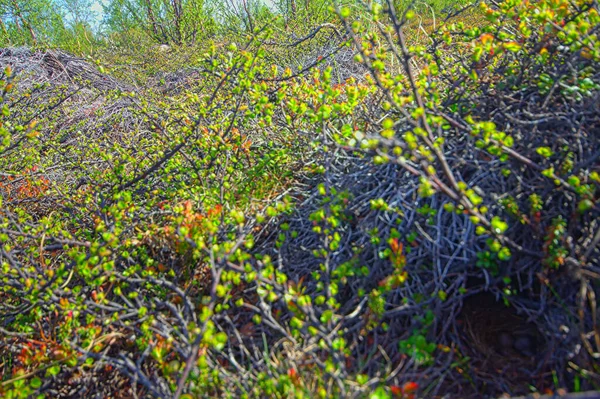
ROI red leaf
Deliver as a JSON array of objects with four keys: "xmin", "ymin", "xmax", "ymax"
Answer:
[
  {"xmin": 402, "ymin": 381, "xmax": 419, "ymax": 393},
  {"xmin": 390, "ymin": 385, "xmax": 402, "ymax": 395}
]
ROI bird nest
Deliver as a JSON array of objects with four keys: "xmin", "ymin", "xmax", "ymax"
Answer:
[
  {"xmin": 0, "ymin": 47, "xmax": 134, "ymax": 92},
  {"xmin": 456, "ymin": 292, "xmax": 549, "ymax": 396}
]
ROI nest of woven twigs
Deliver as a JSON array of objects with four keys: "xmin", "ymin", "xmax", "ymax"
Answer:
[
  {"xmin": 456, "ymin": 292, "xmax": 549, "ymax": 396},
  {"xmin": 0, "ymin": 47, "xmax": 134, "ymax": 92}
]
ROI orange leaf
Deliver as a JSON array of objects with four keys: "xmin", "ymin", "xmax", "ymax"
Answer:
[
  {"xmin": 402, "ymin": 382, "xmax": 419, "ymax": 393},
  {"xmin": 480, "ymin": 33, "xmax": 494, "ymax": 45},
  {"xmin": 389, "ymin": 238, "xmax": 400, "ymax": 253}
]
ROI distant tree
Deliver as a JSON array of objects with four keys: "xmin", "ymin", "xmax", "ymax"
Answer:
[
  {"xmin": 57, "ymin": 0, "xmax": 96, "ymax": 28},
  {"xmin": 0, "ymin": 0, "xmax": 51, "ymax": 44},
  {"xmin": 211, "ymin": 0, "xmax": 277, "ymax": 35},
  {"xmin": 103, "ymin": 0, "xmax": 217, "ymax": 45}
]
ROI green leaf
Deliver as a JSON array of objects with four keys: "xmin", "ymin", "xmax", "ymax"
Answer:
[
  {"xmin": 536, "ymin": 147, "xmax": 553, "ymax": 158},
  {"xmin": 370, "ymin": 386, "xmax": 391, "ymax": 399},
  {"xmin": 46, "ymin": 365, "xmax": 61, "ymax": 376},
  {"xmin": 498, "ymin": 247, "xmax": 511, "ymax": 261},
  {"xmin": 356, "ymin": 374, "xmax": 369, "ymax": 385},
  {"xmin": 568, "ymin": 176, "xmax": 580, "ymax": 187},
  {"xmin": 438, "ymin": 290, "xmax": 447, "ymax": 301},
  {"xmin": 541, "ymin": 167, "xmax": 555, "ymax": 178},
  {"xmin": 30, "ymin": 377, "xmax": 42, "ymax": 389},
  {"xmin": 578, "ymin": 199, "xmax": 593, "ymax": 213},
  {"xmin": 503, "ymin": 41, "xmax": 521, "ymax": 52},
  {"xmin": 320, "ymin": 309, "xmax": 333, "ymax": 323},
  {"xmin": 491, "ymin": 216, "xmax": 508, "ymax": 234}
]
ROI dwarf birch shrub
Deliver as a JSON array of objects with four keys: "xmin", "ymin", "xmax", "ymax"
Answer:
[{"xmin": 1, "ymin": 0, "xmax": 599, "ymax": 398}]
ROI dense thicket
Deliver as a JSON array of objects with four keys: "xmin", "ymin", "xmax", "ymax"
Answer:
[{"xmin": 1, "ymin": 0, "xmax": 599, "ymax": 398}]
